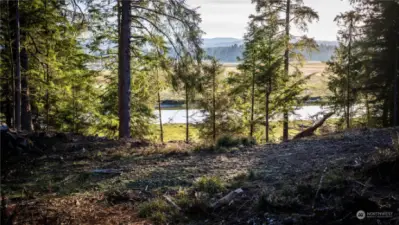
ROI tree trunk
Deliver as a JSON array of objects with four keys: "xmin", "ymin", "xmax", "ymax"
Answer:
[
  {"xmin": 72, "ymin": 81, "xmax": 77, "ymax": 133},
  {"xmin": 250, "ymin": 52, "xmax": 255, "ymax": 138},
  {"xmin": 185, "ymin": 83, "xmax": 189, "ymax": 143},
  {"xmin": 283, "ymin": 0, "xmax": 291, "ymax": 141},
  {"xmin": 14, "ymin": 0, "xmax": 21, "ymax": 131},
  {"xmin": 156, "ymin": 69, "xmax": 164, "ymax": 144},
  {"xmin": 5, "ymin": 88, "xmax": 12, "ymax": 127},
  {"xmin": 212, "ymin": 65, "xmax": 216, "ymax": 143},
  {"xmin": 45, "ymin": 65, "xmax": 49, "ymax": 131},
  {"xmin": 346, "ymin": 17, "xmax": 353, "ymax": 129},
  {"xmin": 265, "ymin": 92, "xmax": 270, "ymax": 143},
  {"xmin": 293, "ymin": 112, "xmax": 334, "ymax": 139},
  {"xmin": 365, "ymin": 93, "xmax": 371, "ymax": 126},
  {"xmin": 382, "ymin": 99, "xmax": 389, "ymax": 127},
  {"xmin": 45, "ymin": 0, "xmax": 50, "ymax": 131},
  {"xmin": 394, "ymin": 38, "xmax": 398, "ymax": 126},
  {"xmin": 20, "ymin": 48, "xmax": 33, "ymax": 131},
  {"xmin": 6, "ymin": 0, "xmax": 15, "ymax": 127},
  {"xmin": 265, "ymin": 40, "xmax": 272, "ymax": 143},
  {"xmin": 118, "ymin": 0, "xmax": 131, "ymax": 138}
]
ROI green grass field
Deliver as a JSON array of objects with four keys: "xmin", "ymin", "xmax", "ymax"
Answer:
[
  {"xmin": 153, "ymin": 118, "xmax": 340, "ymax": 144},
  {"xmin": 151, "ymin": 124, "xmax": 200, "ymax": 142},
  {"xmin": 159, "ymin": 62, "xmax": 330, "ymax": 101}
]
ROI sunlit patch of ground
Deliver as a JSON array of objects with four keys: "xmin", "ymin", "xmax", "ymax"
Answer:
[{"xmin": 3, "ymin": 127, "xmax": 398, "ymax": 224}]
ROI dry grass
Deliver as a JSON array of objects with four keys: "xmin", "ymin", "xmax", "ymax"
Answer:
[
  {"xmin": 224, "ymin": 62, "xmax": 329, "ymax": 97},
  {"xmin": 14, "ymin": 193, "xmax": 149, "ymax": 224},
  {"xmin": 5, "ymin": 128, "xmax": 399, "ymax": 224}
]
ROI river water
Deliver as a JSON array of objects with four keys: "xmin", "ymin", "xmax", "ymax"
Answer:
[{"xmin": 154, "ymin": 105, "xmax": 345, "ymax": 124}]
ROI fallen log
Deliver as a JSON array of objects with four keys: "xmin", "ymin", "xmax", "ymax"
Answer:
[
  {"xmin": 210, "ymin": 188, "xmax": 244, "ymax": 209},
  {"xmin": 293, "ymin": 112, "xmax": 334, "ymax": 140}
]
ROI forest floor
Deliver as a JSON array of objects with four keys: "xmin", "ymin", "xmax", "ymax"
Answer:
[{"xmin": 2, "ymin": 127, "xmax": 399, "ymax": 224}]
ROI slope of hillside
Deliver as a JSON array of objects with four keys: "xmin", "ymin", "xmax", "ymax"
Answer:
[
  {"xmin": 202, "ymin": 37, "xmax": 243, "ymax": 48},
  {"xmin": 203, "ymin": 38, "xmax": 337, "ymax": 62}
]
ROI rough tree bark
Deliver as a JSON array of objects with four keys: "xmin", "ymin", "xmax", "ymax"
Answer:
[
  {"xmin": 118, "ymin": 0, "xmax": 131, "ymax": 138},
  {"xmin": 346, "ymin": 16, "xmax": 354, "ymax": 129},
  {"xmin": 20, "ymin": 47, "xmax": 33, "ymax": 131},
  {"xmin": 265, "ymin": 91, "xmax": 270, "ymax": 142},
  {"xmin": 282, "ymin": 0, "xmax": 291, "ymax": 141},
  {"xmin": 185, "ymin": 82, "xmax": 189, "ymax": 143},
  {"xmin": 250, "ymin": 51, "xmax": 255, "ymax": 138},
  {"xmin": 365, "ymin": 93, "xmax": 371, "ymax": 126},
  {"xmin": 265, "ymin": 38, "xmax": 272, "ymax": 143},
  {"xmin": 5, "ymin": 1, "xmax": 14, "ymax": 127},
  {"xmin": 14, "ymin": 0, "xmax": 21, "ymax": 131},
  {"xmin": 394, "ymin": 38, "xmax": 398, "ymax": 126},
  {"xmin": 156, "ymin": 68, "xmax": 164, "ymax": 144},
  {"xmin": 45, "ymin": 0, "xmax": 50, "ymax": 131},
  {"xmin": 212, "ymin": 63, "xmax": 216, "ymax": 143}
]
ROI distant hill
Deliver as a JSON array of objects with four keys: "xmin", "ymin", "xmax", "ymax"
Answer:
[
  {"xmin": 202, "ymin": 38, "xmax": 337, "ymax": 62},
  {"xmin": 202, "ymin": 38, "xmax": 243, "ymax": 48}
]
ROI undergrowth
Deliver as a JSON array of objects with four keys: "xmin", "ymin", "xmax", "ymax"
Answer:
[
  {"xmin": 216, "ymin": 135, "xmax": 256, "ymax": 149},
  {"xmin": 194, "ymin": 176, "xmax": 226, "ymax": 194},
  {"xmin": 138, "ymin": 198, "xmax": 178, "ymax": 224}
]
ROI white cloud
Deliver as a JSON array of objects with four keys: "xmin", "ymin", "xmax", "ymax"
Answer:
[{"xmin": 186, "ymin": 0, "xmax": 353, "ymax": 41}]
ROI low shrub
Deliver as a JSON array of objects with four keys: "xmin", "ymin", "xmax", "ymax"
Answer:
[
  {"xmin": 216, "ymin": 135, "xmax": 241, "ymax": 148},
  {"xmin": 216, "ymin": 135, "xmax": 257, "ymax": 149},
  {"xmin": 240, "ymin": 136, "xmax": 257, "ymax": 146},
  {"xmin": 194, "ymin": 176, "xmax": 226, "ymax": 194},
  {"xmin": 138, "ymin": 198, "xmax": 178, "ymax": 224}
]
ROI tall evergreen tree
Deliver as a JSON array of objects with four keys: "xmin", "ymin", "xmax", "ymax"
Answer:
[
  {"xmin": 199, "ymin": 57, "xmax": 224, "ymax": 143},
  {"xmin": 249, "ymin": 15, "xmax": 285, "ymax": 142},
  {"xmin": 1, "ymin": 0, "xmax": 99, "ymax": 133},
  {"xmin": 87, "ymin": 0, "xmax": 203, "ymax": 139},
  {"xmin": 252, "ymin": 0, "xmax": 319, "ymax": 141},
  {"xmin": 172, "ymin": 56, "xmax": 200, "ymax": 143},
  {"xmin": 335, "ymin": 0, "xmax": 399, "ymax": 127},
  {"xmin": 235, "ymin": 28, "xmax": 258, "ymax": 139},
  {"xmin": 326, "ymin": 11, "xmax": 362, "ymax": 127}
]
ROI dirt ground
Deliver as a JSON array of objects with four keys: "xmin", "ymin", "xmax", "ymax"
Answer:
[{"xmin": 2, "ymin": 127, "xmax": 399, "ymax": 224}]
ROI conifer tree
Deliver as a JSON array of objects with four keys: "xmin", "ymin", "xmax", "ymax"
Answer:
[
  {"xmin": 87, "ymin": 0, "xmax": 203, "ymax": 139},
  {"xmin": 199, "ymin": 57, "xmax": 224, "ymax": 143},
  {"xmin": 326, "ymin": 11, "xmax": 362, "ymax": 127},
  {"xmin": 1, "ymin": 0, "xmax": 99, "ymax": 133},
  {"xmin": 172, "ymin": 56, "xmax": 200, "ymax": 143},
  {"xmin": 249, "ymin": 14, "xmax": 285, "ymax": 142},
  {"xmin": 252, "ymin": 0, "xmax": 318, "ymax": 141},
  {"xmin": 356, "ymin": 0, "xmax": 399, "ymax": 126},
  {"xmin": 327, "ymin": 0, "xmax": 399, "ymax": 127}
]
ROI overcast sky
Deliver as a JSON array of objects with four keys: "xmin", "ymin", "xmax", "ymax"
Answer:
[{"xmin": 186, "ymin": 0, "xmax": 353, "ymax": 41}]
